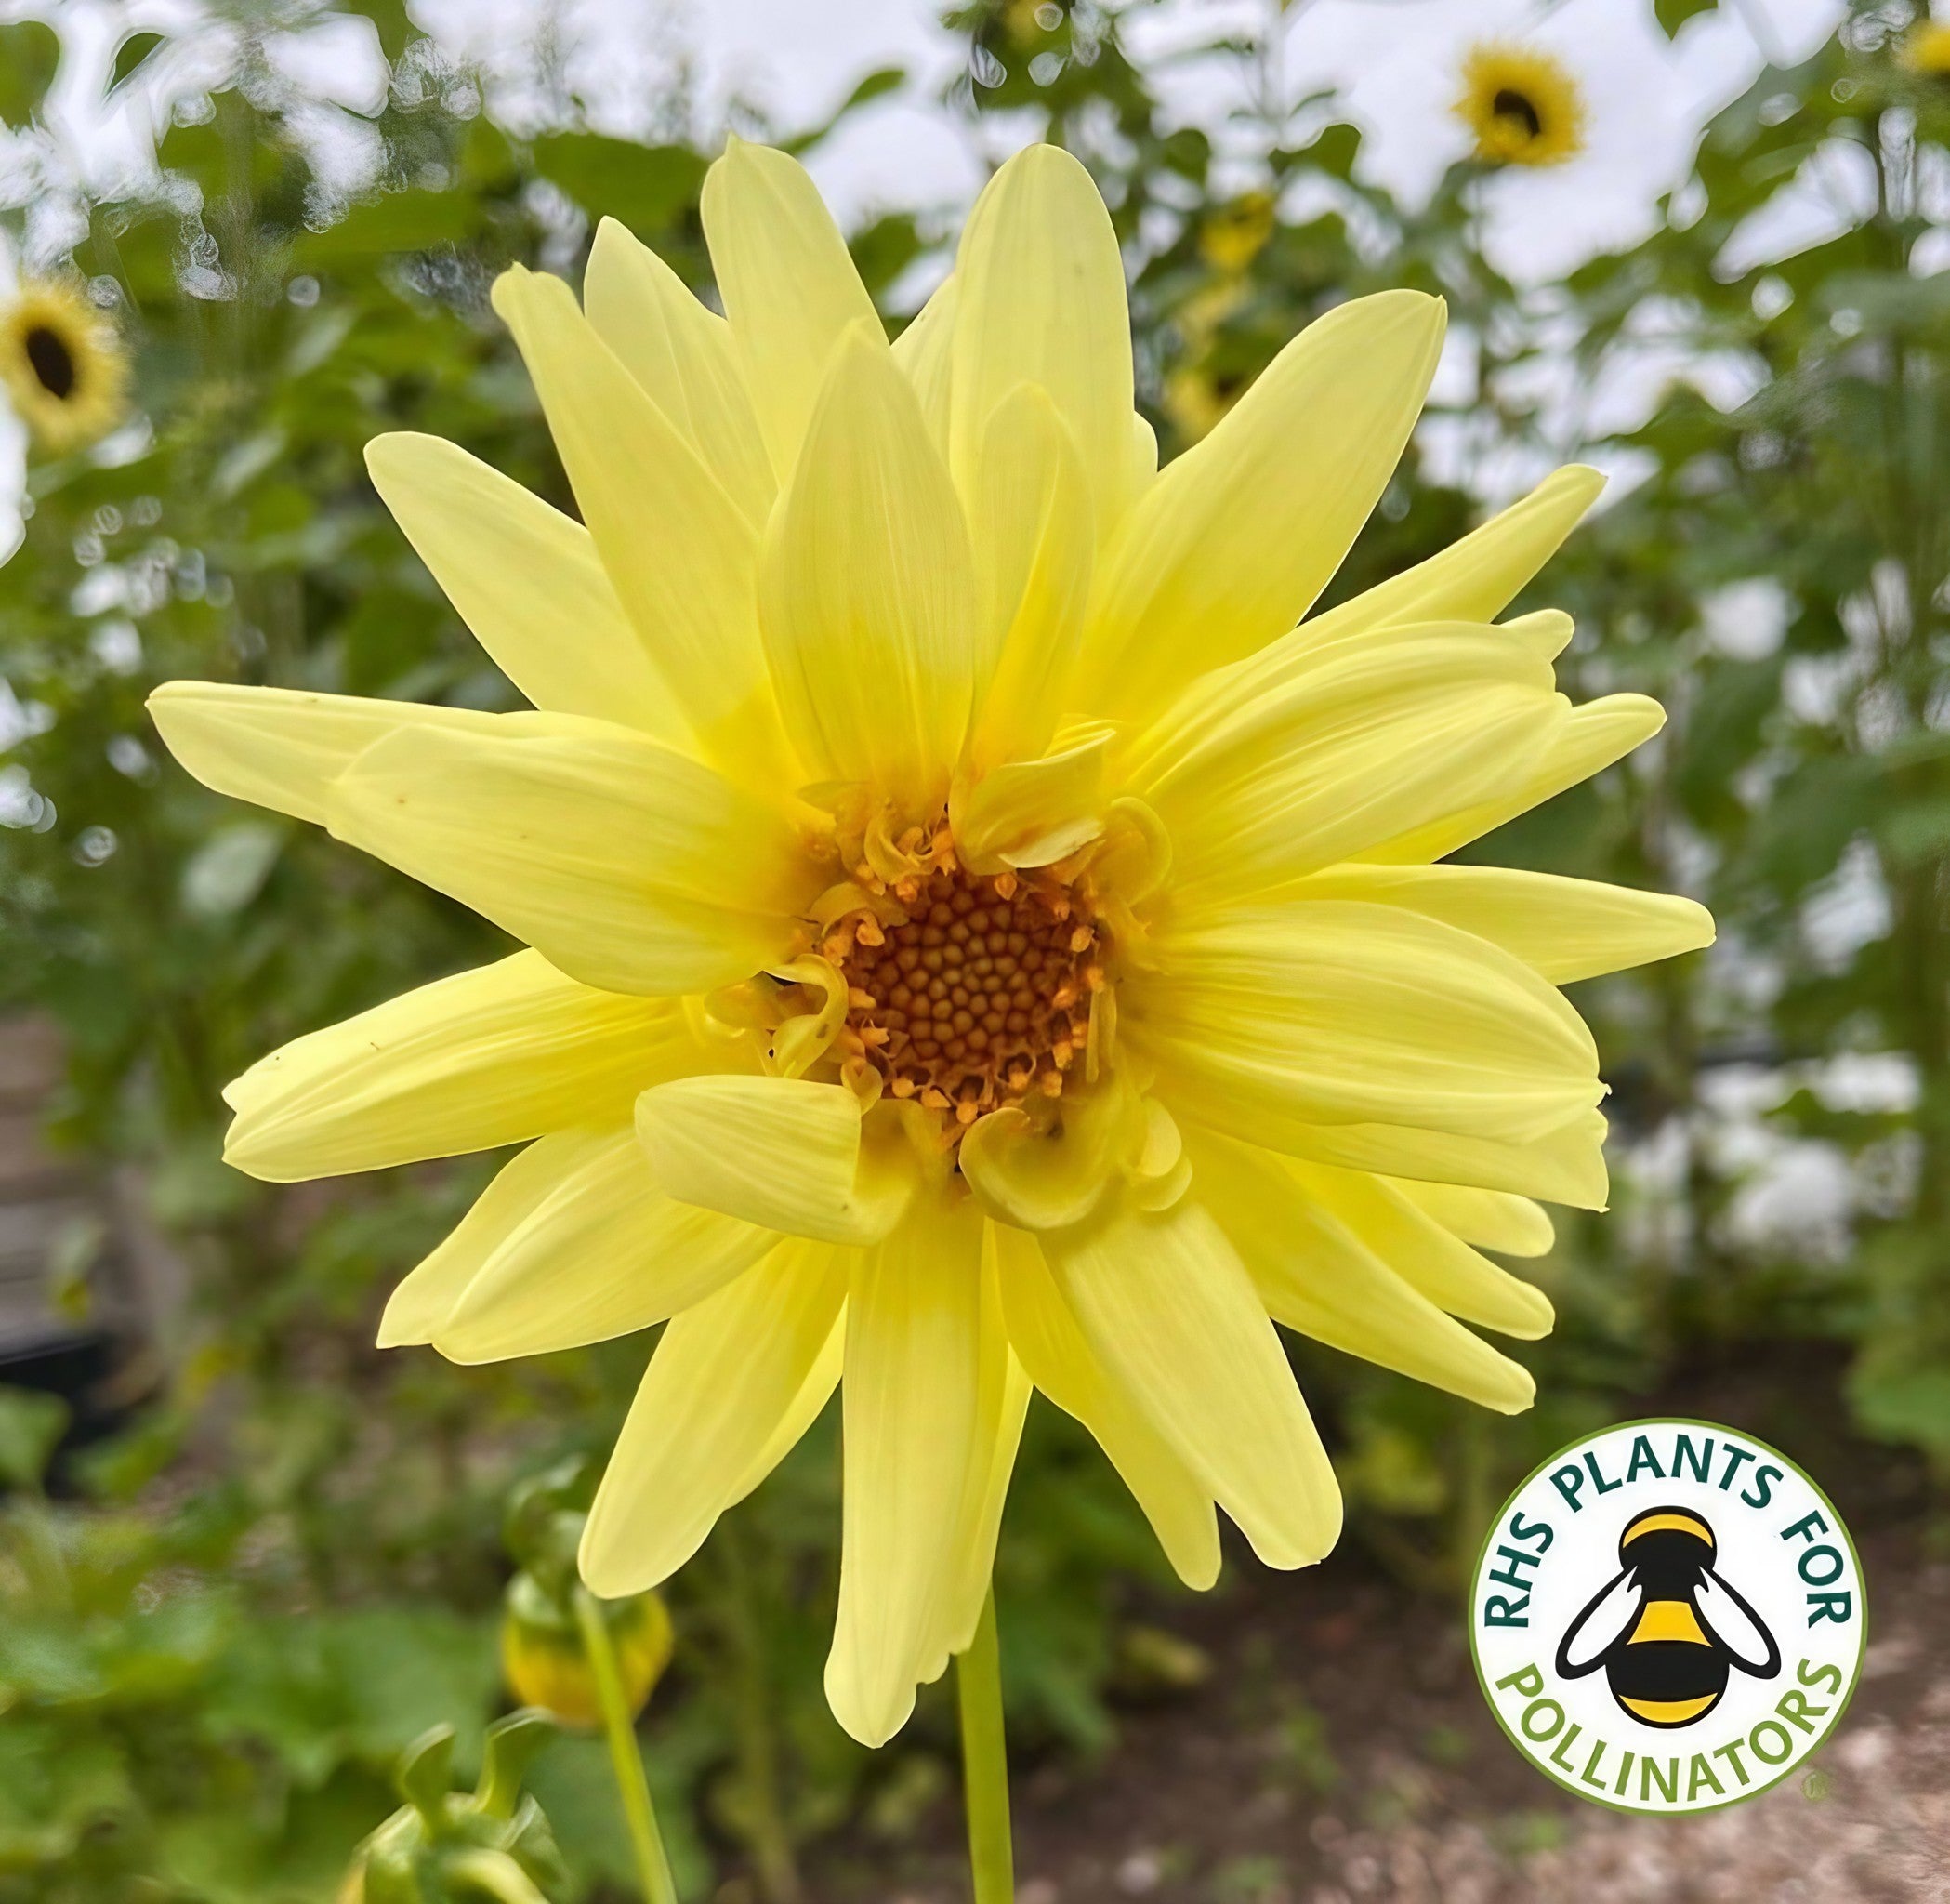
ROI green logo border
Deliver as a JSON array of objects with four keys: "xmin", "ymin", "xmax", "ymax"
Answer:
[{"xmin": 1465, "ymin": 1415, "xmax": 1868, "ymax": 1818}]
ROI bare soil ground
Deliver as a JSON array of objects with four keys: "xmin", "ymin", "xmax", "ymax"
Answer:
[{"xmin": 805, "ymin": 1363, "xmax": 1950, "ymax": 1904}]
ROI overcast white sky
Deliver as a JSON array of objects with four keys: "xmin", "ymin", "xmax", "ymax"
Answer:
[
  {"xmin": 411, "ymin": 0, "xmax": 1849, "ymax": 280},
  {"xmin": 24, "ymin": 0, "xmax": 1849, "ymax": 284}
]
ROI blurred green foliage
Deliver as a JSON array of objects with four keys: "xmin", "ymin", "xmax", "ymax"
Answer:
[{"xmin": 0, "ymin": 0, "xmax": 1943, "ymax": 1897}]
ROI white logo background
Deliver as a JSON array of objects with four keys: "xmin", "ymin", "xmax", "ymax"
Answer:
[{"xmin": 1470, "ymin": 1419, "xmax": 1865, "ymax": 1815}]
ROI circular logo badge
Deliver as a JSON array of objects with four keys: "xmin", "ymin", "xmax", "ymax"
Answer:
[{"xmin": 1469, "ymin": 1419, "xmax": 1865, "ymax": 1815}]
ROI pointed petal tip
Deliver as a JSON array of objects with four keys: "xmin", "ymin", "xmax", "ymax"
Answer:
[
  {"xmin": 575, "ymin": 1518, "xmax": 652, "ymax": 1602},
  {"xmin": 1177, "ymin": 1547, "xmax": 1222, "ymax": 1593},
  {"xmin": 487, "ymin": 260, "xmax": 529, "ymax": 321},
  {"xmin": 823, "ymin": 1658, "xmax": 918, "ymax": 1751},
  {"xmin": 1501, "ymin": 1282, "xmax": 1556, "ymax": 1341},
  {"xmin": 1486, "ymin": 1367, "xmax": 1538, "ymax": 1415},
  {"xmin": 217, "ymin": 1119, "xmax": 302, "ymax": 1184},
  {"xmin": 997, "ymin": 138, "xmax": 1094, "ymax": 185},
  {"xmin": 1243, "ymin": 1494, "xmax": 1343, "ymax": 1572},
  {"xmin": 375, "ymin": 1302, "xmax": 434, "ymax": 1352}
]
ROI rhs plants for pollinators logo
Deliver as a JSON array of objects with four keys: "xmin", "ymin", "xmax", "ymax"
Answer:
[{"xmin": 1469, "ymin": 1420, "xmax": 1865, "ymax": 1815}]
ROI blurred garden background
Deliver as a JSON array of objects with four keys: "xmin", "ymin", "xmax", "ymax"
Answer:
[{"xmin": 1, "ymin": 0, "xmax": 1948, "ymax": 1897}]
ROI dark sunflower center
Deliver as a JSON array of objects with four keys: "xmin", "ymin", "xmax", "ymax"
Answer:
[
  {"xmin": 23, "ymin": 324, "xmax": 77, "ymax": 400},
  {"xmin": 1492, "ymin": 88, "xmax": 1543, "ymax": 139},
  {"xmin": 834, "ymin": 865, "xmax": 1104, "ymax": 1122}
]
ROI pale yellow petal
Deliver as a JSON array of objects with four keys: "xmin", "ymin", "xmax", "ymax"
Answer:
[
  {"xmin": 378, "ymin": 1127, "xmax": 745, "ymax": 1351},
  {"xmin": 1393, "ymin": 1179, "xmax": 1556, "ymax": 1257},
  {"xmin": 1363, "ymin": 692, "xmax": 1666, "ymax": 866},
  {"xmin": 491, "ymin": 264, "xmax": 784, "ymax": 778},
  {"xmin": 1298, "ymin": 1161, "xmax": 1557, "ymax": 1339},
  {"xmin": 993, "ymin": 1223, "xmax": 1219, "ymax": 1588},
  {"xmin": 582, "ymin": 217, "xmax": 776, "ymax": 527},
  {"xmin": 931, "ymin": 1254, "xmax": 1032, "ymax": 1663},
  {"xmin": 758, "ymin": 324, "xmax": 976, "ymax": 814},
  {"xmin": 1188, "ymin": 1130, "xmax": 1545, "ymax": 1407},
  {"xmin": 950, "ymin": 144, "xmax": 1134, "ymax": 540},
  {"xmin": 723, "ymin": 1313, "xmax": 846, "ymax": 1505},
  {"xmin": 1123, "ymin": 623, "xmax": 1566, "ymax": 902},
  {"xmin": 376, "ymin": 1135, "xmax": 581, "ymax": 1350},
  {"xmin": 1302, "ymin": 464, "xmax": 1605, "ymax": 641},
  {"xmin": 635, "ymin": 1076, "xmax": 921, "ymax": 1246},
  {"xmin": 1127, "ymin": 900, "xmax": 1602, "ymax": 1150},
  {"xmin": 147, "ymin": 681, "xmax": 497, "ymax": 827},
  {"xmin": 965, "ymin": 383, "xmax": 1094, "ymax": 770},
  {"xmin": 891, "ymin": 271, "xmax": 956, "ymax": 449},
  {"xmin": 1127, "ymin": 411, "xmax": 1158, "ymax": 493},
  {"xmin": 387, "ymin": 1129, "xmax": 776, "ymax": 1363},
  {"xmin": 223, "ymin": 951, "xmax": 695, "ymax": 1182},
  {"xmin": 363, "ymin": 432, "xmax": 687, "ymax": 747},
  {"xmin": 702, "ymin": 137, "xmax": 882, "ymax": 481},
  {"xmin": 1253, "ymin": 1108, "xmax": 1610, "ymax": 1212},
  {"xmin": 1046, "ymin": 1199, "xmax": 1339, "ymax": 1569},
  {"xmin": 1078, "ymin": 290, "xmax": 1445, "ymax": 723},
  {"xmin": 959, "ymin": 1068, "xmax": 1153, "ymax": 1232},
  {"xmin": 825, "ymin": 1198, "xmax": 997, "ymax": 1746},
  {"xmin": 1286, "ymin": 864, "xmax": 1714, "ymax": 985},
  {"xmin": 324, "ymin": 713, "xmax": 814, "ymax": 998},
  {"xmin": 579, "ymin": 1240, "xmax": 850, "ymax": 1594},
  {"xmin": 950, "ymin": 728, "xmax": 1108, "ymax": 875}
]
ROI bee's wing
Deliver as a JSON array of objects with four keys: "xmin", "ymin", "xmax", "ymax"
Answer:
[
  {"xmin": 1696, "ymin": 1569, "xmax": 1782, "ymax": 1677},
  {"xmin": 1553, "ymin": 1568, "xmax": 1642, "ymax": 1678}
]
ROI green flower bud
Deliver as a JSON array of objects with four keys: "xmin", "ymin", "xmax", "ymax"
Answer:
[{"xmin": 340, "ymin": 1712, "xmax": 568, "ymax": 1904}]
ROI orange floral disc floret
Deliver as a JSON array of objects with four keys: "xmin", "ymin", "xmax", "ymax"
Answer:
[{"xmin": 830, "ymin": 864, "xmax": 1104, "ymax": 1125}]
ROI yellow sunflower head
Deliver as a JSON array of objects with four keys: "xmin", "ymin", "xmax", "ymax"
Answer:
[
  {"xmin": 1198, "ymin": 191, "xmax": 1277, "ymax": 276},
  {"xmin": 0, "ymin": 278, "xmax": 129, "ymax": 452},
  {"xmin": 1901, "ymin": 20, "xmax": 1950, "ymax": 77},
  {"xmin": 148, "ymin": 137, "xmax": 1710, "ymax": 1752},
  {"xmin": 1456, "ymin": 44, "xmax": 1587, "ymax": 168}
]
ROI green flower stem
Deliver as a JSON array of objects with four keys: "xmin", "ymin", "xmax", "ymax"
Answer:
[
  {"xmin": 955, "ymin": 1586, "xmax": 1015, "ymax": 1904},
  {"xmin": 573, "ymin": 1586, "xmax": 679, "ymax": 1904}
]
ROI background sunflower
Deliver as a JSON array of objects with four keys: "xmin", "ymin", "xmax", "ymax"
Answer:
[
  {"xmin": 0, "ymin": 278, "xmax": 128, "ymax": 452},
  {"xmin": 1455, "ymin": 43, "xmax": 1588, "ymax": 168}
]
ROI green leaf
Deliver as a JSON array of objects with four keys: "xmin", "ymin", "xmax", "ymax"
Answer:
[
  {"xmin": 397, "ymin": 1725, "xmax": 456, "ymax": 1820},
  {"xmin": 295, "ymin": 188, "xmax": 473, "ymax": 262},
  {"xmin": 108, "ymin": 30, "xmax": 165, "ymax": 95},
  {"xmin": 0, "ymin": 20, "xmax": 59, "ymax": 129},
  {"xmin": 782, "ymin": 65, "xmax": 907, "ymax": 155},
  {"xmin": 0, "ymin": 1386, "xmax": 69, "ymax": 1492},
  {"xmin": 530, "ymin": 134, "xmax": 706, "ymax": 235},
  {"xmin": 180, "ymin": 821, "xmax": 283, "ymax": 918},
  {"xmin": 476, "ymin": 1712, "xmax": 557, "ymax": 1820},
  {"xmin": 1300, "ymin": 122, "xmax": 1361, "ymax": 181},
  {"xmin": 1654, "ymin": 0, "xmax": 1718, "ymax": 35}
]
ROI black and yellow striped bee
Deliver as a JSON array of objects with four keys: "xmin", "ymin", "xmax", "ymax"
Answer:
[{"xmin": 1554, "ymin": 1506, "xmax": 1780, "ymax": 1728}]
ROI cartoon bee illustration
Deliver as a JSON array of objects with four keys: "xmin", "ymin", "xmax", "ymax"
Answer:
[{"xmin": 1554, "ymin": 1505, "xmax": 1781, "ymax": 1728}]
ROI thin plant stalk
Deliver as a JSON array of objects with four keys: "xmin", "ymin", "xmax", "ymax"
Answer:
[
  {"xmin": 574, "ymin": 1585, "xmax": 679, "ymax": 1904},
  {"xmin": 956, "ymin": 1586, "xmax": 1014, "ymax": 1904},
  {"xmin": 718, "ymin": 1519, "xmax": 803, "ymax": 1902}
]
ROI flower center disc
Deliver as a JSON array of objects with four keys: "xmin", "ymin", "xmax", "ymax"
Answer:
[
  {"xmin": 23, "ymin": 324, "xmax": 77, "ymax": 400},
  {"xmin": 1491, "ymin": 87, "xmax": 1543, "ymax": 139},
  {"xmin": 835, "ymin": 866, "xmax": 1104, "ymax": 1124}
]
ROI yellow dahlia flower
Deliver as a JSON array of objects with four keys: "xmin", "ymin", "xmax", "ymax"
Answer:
[
  {"xmin": 0, "ymin": 278, "xmax": 129, "ymax": 451},
  {"xmin": 148, "ymin": 139, "xmax": 1710, "ymax": 1749},
  {"xmin": 1902, "ymin": 20, "xmax": 1950, "ymax": 77},
  {"xmin": 1456, "ymin": 45, "xmax": 1587, "ymax": 169}
]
